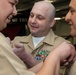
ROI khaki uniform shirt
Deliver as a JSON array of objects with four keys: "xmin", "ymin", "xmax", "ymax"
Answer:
[
  {"xmin": 0, "ymin": 32, "xmax": 35, "ymax": 75},
  {"xmin": 12, "ymin": 29, "xmax": 69, "ymax": 75},
  {"xmin": 65, "ymin": 61, "xmax": 76, "ymax": 75}
]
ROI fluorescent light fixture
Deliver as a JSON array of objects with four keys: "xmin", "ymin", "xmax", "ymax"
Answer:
[
  {"xmin": 54, "ymin": 18, "xmax": 61, "ymax": 20},
  {"xmin": 44, "ymin": 0, "xmax": 53, "ymax": 3},
  {"xmin": 47, "ymin": 1, "xmax": 53, "ymax": 3}
]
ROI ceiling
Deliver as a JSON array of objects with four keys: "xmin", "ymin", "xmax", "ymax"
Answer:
[{"xmin": 15, "ymin": 0, "xmax": 70, "ymax": 19}]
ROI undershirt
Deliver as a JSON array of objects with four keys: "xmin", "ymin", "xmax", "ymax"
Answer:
[{"xmin": 32, "ymin": 36, "xmax": 45, "ymax": 48}]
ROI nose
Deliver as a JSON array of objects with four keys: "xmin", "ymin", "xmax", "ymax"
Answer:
[
  {"xmin": 13, "ymin": 6, "xmax": 17, "ymax": 16},
  {"xmin": 65, "ymin": 11, "xmax": 71, "ymax": 22},
  {"xmin": 31, "ymin": 16, "xmax": 36, "ymax": 23}
]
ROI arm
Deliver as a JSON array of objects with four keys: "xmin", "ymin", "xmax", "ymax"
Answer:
[
  {"xmin": 12, "ymin": 42, "xmax": 75, "ymax": 75},
  {"xmin": 13, "ymin": 43, "xmax": 44, "ymax": 73},
  {"xmin": 29, "ymin": 62, "xmax": 43, "ymax": 73},
  {"xmin": 13, "ymin": 43, "xmax": 38, "ymax": 68},
  {"xmin": 37, "ymin": 52, "xmax": 60, "ymax": 75},
  {"xmin": 37, "ymin": 42, "xmax": 75, "ymax": 75}
]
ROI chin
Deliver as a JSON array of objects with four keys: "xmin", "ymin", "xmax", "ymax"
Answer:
[
  {"xmin": 2, "ymin": 25, "xmax": 7, "ymax": 30},
  {"xmin": 0, "ymin": 27, "xmax": 4, "ymax": 31},
  {"xmin": 31, "ymin": 31, "xmax": 37, "ymax": 35}
]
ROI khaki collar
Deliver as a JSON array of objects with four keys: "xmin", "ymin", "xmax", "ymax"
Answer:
[{"xmin": 20, "ymin": 29, "xmax": 58, "ymax": 46}]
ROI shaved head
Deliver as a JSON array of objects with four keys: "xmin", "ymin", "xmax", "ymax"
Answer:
[
  {"xmin": 28, "ymin": 1, "xmax": 56, "ymax": 37},
  {"xmin": 34, "ymin": 1, "xmax": 55, "ymax": 20}
]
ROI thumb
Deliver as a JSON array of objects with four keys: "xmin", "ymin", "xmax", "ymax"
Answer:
[{"xmin": 15, "ymin": 43, "xmax": 24, "ymax": 48}]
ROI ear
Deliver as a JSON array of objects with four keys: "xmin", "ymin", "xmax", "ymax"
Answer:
[{"xmin": 50, "ymin": 19, "xmax": 56, "ymax": 27}]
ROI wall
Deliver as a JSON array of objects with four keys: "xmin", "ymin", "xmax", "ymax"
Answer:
[{"xmin": 53, "ymin": 20, "xmax": 76, "ymax": 44}]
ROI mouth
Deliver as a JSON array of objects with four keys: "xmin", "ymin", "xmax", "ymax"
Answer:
[
  {"xmin": 68, "ymin": 21, "xmax": 72, "ymax": 25},
  {"xmin": 7, "ymin": 16, "xmax": 12, "ymax": 23},
  {"xmin": 31, "ymin": 25, "xmax": 38, "ymax": 30},
  {"xmin": 8, "ymin": 16, "xmax": 13, "ymax": 20}
]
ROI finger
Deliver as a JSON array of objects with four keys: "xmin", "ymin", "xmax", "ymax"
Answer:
[
  {"xmin": 62, "ymin": 59, "xmax": 67, "ymax": 62},
  {"xmin": 15, "ymin": 43, "xmax": 24, "ymax": 48},
  {"xmin": 73, "ymin": 51, "xmax": 76, "ymax": 61},
  {"xmin": 73, "ymin": 54, "xmax": 76, "ymax": 62},
  {"xmin": 68, "ymin": 45, "xmax": 75, "ymax": 62},
  {"xmin": 64, "ymin": 62, "xmax": 69, "ymax": 66},
  {"xmin": 12, "ymin": 48, "xmax": 19, "ymax": 52}
]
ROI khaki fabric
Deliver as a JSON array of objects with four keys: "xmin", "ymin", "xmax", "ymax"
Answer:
[
  {"xmin": 12, "ymin": 29, "xmax": 68, "ymax": 54},
  {"xmin": 0, "ymin": 32, "xmax": 36, "ymax": 75},
  {"xmin": 12, "ymin": 29, "xmax": 70, "ymax": 75},
  {"xmin": 65, "ymin": 61, "xmax": 76, "ymax": 75}
]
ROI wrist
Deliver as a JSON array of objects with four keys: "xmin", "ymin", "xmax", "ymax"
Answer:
[{"xmin": 45, "ymin": 51, "xmax": 60, "ymax": 63}]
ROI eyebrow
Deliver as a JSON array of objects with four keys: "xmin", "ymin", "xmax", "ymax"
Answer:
[
  {"xmin": 68, "ymin": 6, "xmax": 73, "ymax": 10},
  {"xmin": 69, "ymin": 6, "xmax": 71, "ymax": 9}
]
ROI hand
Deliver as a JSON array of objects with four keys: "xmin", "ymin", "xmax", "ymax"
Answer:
[
  {"xmin": 52, "ymin": 42, "xmax": 75, "ymax": 63},
  {"xmin": 13, "ymin": 43, "xmax": 26, "ymax": 58},
  {"xmin": 13, "ymin": 43, "xmax": 38, "ymax": 68},
  {"xmin": 6, "ymin": 37, "xmax": 13, "ymax": 47}
]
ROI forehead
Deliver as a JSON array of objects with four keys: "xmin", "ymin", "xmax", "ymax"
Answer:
[
  {"xmin": 31, "ymin": 6, "xmax": 49, "ymax": 18},
  {"xmin": 33, "ymin": 2, "xmax": 50, "ymax": 10},
  {"xmin": 31, "ymin": 3, "xmax": 51, "ymax": 15},
  {"xmin": 69, "ymin": 0, "xmax": 76, "ymax": 9}
]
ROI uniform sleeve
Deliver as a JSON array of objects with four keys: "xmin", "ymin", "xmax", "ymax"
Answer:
[
  {"xmin": 0, "ymin": 50, "xmax": 36, "ymax": 75},
  {"xmin": 67, "ymin": 61, "xmax": 76, "ymax": 75},
  {"xmin": 0, "ymin": 34, "xmax": 36, "ymax": 75},
  {"xmin": 0, "ymin": 50, "xmax": 19, "ymax": 75},
  {"xmin": 24, "ymin": 70, "xmax": 36, "ymax": 75}
]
